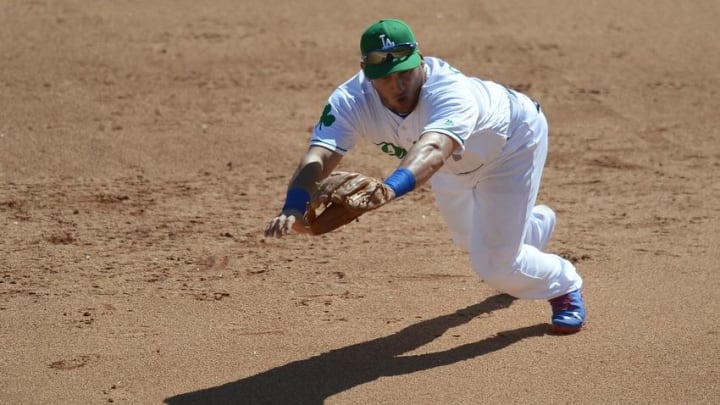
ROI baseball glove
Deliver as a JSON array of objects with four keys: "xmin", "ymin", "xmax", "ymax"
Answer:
[{"xmin": 305, "ymin": 171, "xmax": 394, "ymax": 235}]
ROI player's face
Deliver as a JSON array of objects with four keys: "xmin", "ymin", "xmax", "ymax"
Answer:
[{"xmin": 370, "ymin": 66, "xmax": 425, "ymax": 115}]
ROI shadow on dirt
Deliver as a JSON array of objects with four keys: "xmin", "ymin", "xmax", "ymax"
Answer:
[{"xmin": 165, "ymin": 294, "xmax": 548, "ymax": 405}]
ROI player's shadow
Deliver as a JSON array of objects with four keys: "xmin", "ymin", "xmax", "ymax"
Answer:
[{"xmin": 164, "ymin": 294, "xmax": 548, "ymax": 405}]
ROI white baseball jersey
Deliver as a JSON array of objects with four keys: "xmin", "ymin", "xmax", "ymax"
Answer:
[
  {"xmin": 310, "ymin": 56, "xmax": 517, "ymax": 175},
  {"xmin": 308, "ymin": 56, "xmax": 583, "ymax": 301}
]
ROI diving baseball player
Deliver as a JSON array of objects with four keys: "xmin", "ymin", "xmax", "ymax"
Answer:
[{"xmin": 264, "ymin": 18, "xmax": 586, "ymax": 333}]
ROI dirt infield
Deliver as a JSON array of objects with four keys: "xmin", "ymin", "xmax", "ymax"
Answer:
[{"xmin": 1, "ymin": 1, "xmax": 718, "ymax": 404}]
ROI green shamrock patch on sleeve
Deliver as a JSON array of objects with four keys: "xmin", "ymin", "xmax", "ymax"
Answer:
[{"xmin": 316, "ymin": 104, "xmax": 336, "ymax": 130}]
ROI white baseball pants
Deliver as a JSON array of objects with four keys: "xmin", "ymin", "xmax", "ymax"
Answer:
[{"xmin": 430, "ymin": 93, "xmax": 582, "ymax": 300}]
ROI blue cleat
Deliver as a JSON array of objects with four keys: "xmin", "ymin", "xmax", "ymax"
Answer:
[{"xmin": 549, "ymin": 289, "xmax": 586, "ymax": 334}]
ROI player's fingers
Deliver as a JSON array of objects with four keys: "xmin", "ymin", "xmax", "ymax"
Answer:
[
  {"xmin": 264, "ymin": 216, "xmax": 286, "ymax": 238},
  {"xmin": 263, "ymin": 219, "xmax": 278, "ymax": 237},
  {"xmin": 264, "ymin": 214, "xmax": 310, "ymax": 238},
  {"xmin": 280, "ymin": 215, "xmax": 295, "ymax": 236}
]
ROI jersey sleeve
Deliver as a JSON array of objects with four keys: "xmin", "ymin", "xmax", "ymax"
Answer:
[{"xmin": 309, "ymin": 88, "xmax": 360, "ymax": 155}]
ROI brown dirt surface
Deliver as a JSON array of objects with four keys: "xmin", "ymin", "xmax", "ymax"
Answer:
[{"xmin": 1, "ymin": 1, "xmax": 719, "ymax": 404}]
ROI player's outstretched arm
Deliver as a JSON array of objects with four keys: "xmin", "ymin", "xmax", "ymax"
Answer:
[
  {"xmin": 383, "ymin": 131, "xmax": 458, "ymax": 198},
  {"xmin": 264, "ymin": 146, "xmax": 343, "ymax": 238}
]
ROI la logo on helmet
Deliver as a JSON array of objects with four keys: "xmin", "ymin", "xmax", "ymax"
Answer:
[{"xmin": 379, "ymin": 34, "xmax": 395, "ymax": 48}]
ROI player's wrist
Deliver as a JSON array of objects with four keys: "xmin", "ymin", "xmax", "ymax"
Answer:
[
  {"xmin": 383, "ymin": 168, "xmax": 416, "ymax": 198},
  {"xmin": 282, "ymin": 188, "xmax": 311, "ymax": 214}
]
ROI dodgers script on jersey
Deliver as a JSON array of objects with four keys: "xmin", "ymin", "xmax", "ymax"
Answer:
[{"xmin": 310, "ymin": 57, "xmax": 520, "ymax": 175}]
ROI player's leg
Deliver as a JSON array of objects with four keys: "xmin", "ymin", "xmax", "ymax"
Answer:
[
  {"xmin": 525, "ymin": 204, "xmax": 556, "ymax": 251},
  {"xmin": 468, "ymin": 105, "xmax": 584, "ymax": 331},
  {"xmin": 432, "ymin": 158, "xmax": 557, "ymax": 253},
  {"xmin": 429, "ymin": 172, "xmax": 474, "ymax": 252}
]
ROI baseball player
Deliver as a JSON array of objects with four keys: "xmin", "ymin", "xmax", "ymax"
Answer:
[{"xmin": 264, "ymin": 18, "xmax": 586, "ymax": 333}]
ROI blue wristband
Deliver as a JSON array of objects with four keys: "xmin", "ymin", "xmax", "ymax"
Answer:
[
  {"xmin": 282, "ymin": 188, "xmax": 311, "ymax": 214},
  {"xmin": 383, "ymin": 168, "xmax": 416, "ymax": 198}
]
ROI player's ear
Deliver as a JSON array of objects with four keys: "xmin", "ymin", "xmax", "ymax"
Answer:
[{"xmin": 360, "ymin": 61, "xmax": 365, "ymax": 71}]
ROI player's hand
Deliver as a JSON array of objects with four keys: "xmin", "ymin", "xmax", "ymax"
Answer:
[{"xmin": 264, "ymin": 210, "xmax": 311, "ymax": 238}]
